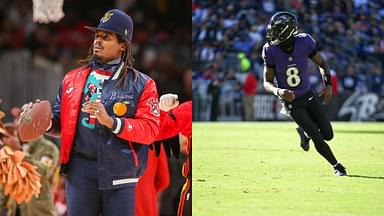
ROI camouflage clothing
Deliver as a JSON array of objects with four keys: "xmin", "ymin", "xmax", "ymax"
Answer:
[{"xmin": 1, "ymin": 136, "xmax": 59, "ymax": 216}]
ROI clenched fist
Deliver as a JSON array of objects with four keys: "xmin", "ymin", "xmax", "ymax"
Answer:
[{"xmin": 159, "ymin": 94, "xmax": 179, "ymax": 112}]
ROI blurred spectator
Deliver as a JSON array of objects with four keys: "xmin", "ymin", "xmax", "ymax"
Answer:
[
  {"xmin": 330, "ymin": 69, "xmax": 340, "ymax": 96},
  {"xmin": 208, "ymin": 79, "xmax": 221, "ymax": 121},
  {"xmin": 219, "ymin": 68, "xmax": 242, "ymax": 119},
  {"xmin": 199, "ymin": 40, "xmax": 216, "ymax": 62},
  {"xmin": 242, "ymin": 70, "xmax": 257, "ymax": 121},
  {"xmin": 341, "ymin": 65, "xmax": 358, "ymax": 93},
  {"xmin": 369, "ymin": 63, "xmax": 384, "ymax": 95}
]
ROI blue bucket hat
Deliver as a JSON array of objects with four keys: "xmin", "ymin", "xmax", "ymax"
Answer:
[{"xmin": 85, "ymin": 9, "xmax": 133, "ymax": 41}]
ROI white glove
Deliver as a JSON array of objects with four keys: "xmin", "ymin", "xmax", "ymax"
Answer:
[{"xmin": 159, "ymin": 94, "xmax": 179, "ymax": 112}]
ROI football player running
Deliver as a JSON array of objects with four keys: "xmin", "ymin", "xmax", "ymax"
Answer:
[{"xmin": 262, "ymin": 11, "xmax": 346, "ymax": 176}]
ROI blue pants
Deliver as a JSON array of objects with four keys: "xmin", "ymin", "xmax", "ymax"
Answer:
[{"xmin": 65, "ymin": 156, "xmax": 136, "ymax": 216}]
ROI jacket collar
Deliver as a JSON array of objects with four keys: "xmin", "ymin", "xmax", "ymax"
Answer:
[
  {"xmin": 111, "ymin": 63, "xmax": 124, "ymax": 80},
  {"xmin": 92, "ymin": 59, "xmax": 121, "ymax": 71},
  {"xmin": 86, "ymin": 58, "xmax": 124, "ymax": 81}
]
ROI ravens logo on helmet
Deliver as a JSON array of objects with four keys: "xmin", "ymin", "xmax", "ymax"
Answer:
[{"xmin": 266, "ymin": 11, "xmax": 298, "ymax": 48}]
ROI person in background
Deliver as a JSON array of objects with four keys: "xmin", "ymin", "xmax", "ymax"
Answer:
[
  {"xmin": 0, "ymin": 107, "xmax": 59, "ymax": 216},
  {"xmin": 340, "ymin": 65, "xmax": 357, "ymax": 93},
  {"xmin": 135, "ymin": 139, "xmax": 170, "ymax": 216},
  {"xmin": 242, "ymin": 70, "xmax": 258, "ymax": 121},
  {"xmin": 368, "ymin": 63, "xmax": 384, "ymax": 96},
  {"xmin": 157, "ymin": 94, "xmax": 192, "ymax": 216}
]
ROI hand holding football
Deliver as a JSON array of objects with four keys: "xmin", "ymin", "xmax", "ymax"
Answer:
[{"xmin": 18, "ymin": 100, "xmax": 52, "ymax": 142}]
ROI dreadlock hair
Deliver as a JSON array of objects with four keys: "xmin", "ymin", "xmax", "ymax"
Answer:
[
  {"xmin": 78, "ymin": 34, "xmax": 137, "ymax": 88},
  {"xmin": 115, "ymin": 36, "xmax": 138, "ymax": 87}
]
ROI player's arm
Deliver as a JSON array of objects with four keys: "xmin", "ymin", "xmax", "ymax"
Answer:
[
  {"xmin": 263, "ymin": 65, "xmax": 295, "ymax": 101},
  {"xmin": 311, "ymin": 52, "xmax": 331, "ymax": 84},
  {"xmin": 263, "ymin": 65, "xmax": 278, "ymax": 95},
  {"xmin": 310, "ymin": 52, "xmax": 332, "ymax": 104}
]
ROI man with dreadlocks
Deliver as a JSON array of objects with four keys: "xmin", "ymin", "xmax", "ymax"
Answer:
[{"xmin": 44, "ymin": 9, "xmax": 160, "ymax": 216}]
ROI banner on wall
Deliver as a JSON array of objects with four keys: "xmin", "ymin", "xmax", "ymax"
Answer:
[
  {"xmin": 337, "ymin": 91, "xmax": 384, "ymax": 121},
  {"xmin": 254, "ymin": 95, "xmax": 289, "ymax": 120}
]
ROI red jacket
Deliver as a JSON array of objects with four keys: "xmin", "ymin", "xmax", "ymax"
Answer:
[
  {"xmin": 135, "ymin": 145, "xmax": 169, "ymax": 216},
  {"xmin": 135, "ymin": 101, "xmax": 191, "ymax": 215},
  {"xmin": 243, "ymin": 72, "xmax": 257, "ymax": 95},
  {"xmin": 157, "ymin": 101, "xmax": 192, "ymax": 140},
  {"xmin": 51, "ymin": 65, "xmax": 160, "ymax": 189},
  {"xmin": 157, "ymin": 101, "xmax": 192, "ymax": 179}
]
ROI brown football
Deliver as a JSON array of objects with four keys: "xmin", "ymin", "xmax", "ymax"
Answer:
[{"xmin": 18, "ymin": 100, "xmax": 52, "ymax": 142}]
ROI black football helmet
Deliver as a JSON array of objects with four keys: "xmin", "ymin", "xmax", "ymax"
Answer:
[{"xmin": 266, "ymin": 11, "xmax": 298, "ymax": 46}]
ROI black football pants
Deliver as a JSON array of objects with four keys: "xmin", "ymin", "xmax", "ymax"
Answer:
[{"xmin": 288, "ymin": 90, "xmax": 338, "ymax": 165}]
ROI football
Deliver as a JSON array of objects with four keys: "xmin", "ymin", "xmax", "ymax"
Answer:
[{"xmin": 18, "ymin": 100, "xmax": 52, "ymax": 142}]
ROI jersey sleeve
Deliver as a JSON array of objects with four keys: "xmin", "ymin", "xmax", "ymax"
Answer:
[
  {"xmin": 306, "ymin": 34, "xmax": 318, "ymax": 58},
  {"xmin": 115, "ymin": 79, "xmax": 160, "ymax": 144}
]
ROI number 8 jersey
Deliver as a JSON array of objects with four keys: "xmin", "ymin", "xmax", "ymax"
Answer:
[{"xmin": 262, "ymin": 33, "xmax": 317, "ymax": 98}]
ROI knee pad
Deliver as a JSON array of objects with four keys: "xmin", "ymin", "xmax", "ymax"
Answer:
[{"xmin": 322, "ymin": 130, "xmax": 334, "ymax": 141}]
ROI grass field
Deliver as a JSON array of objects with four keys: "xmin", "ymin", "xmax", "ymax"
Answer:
[{"xmin": 193, "ymin": 122, "xmax": 384, "ymax": 216}]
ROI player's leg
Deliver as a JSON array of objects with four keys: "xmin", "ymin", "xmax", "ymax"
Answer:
[
  {"xmin": 307, "ymin": 94, "xmax": 346, "ymax": 175},
  {"xmin": 296, "ymin": 127, "xmax": 310, "ymax": 151},
  {"xmin": 290, "ymin": 106, "xmax": 338, "ymax": 166},
  {"xmin": 101, "ymin": 185, "xmax": 136, "ymax": 216},
  {"xmin": 282, "ymin": 100, "xmax": 310, "ymax": 151},
  {"xmin": 177, "ymin": 178, "xmax": 191, "ymax": 216},
  {"xmin": 65, "ymin": 156, "xmax": 101, "ymax": 216},
  {"xmin": 308, "ymin": 94, "xmax": 333, "ymax": 141}
]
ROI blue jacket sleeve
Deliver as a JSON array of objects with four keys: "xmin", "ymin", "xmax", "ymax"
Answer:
[{"xmin": 46, "ymin": 83, "xmax": 62, "ymax": 137}]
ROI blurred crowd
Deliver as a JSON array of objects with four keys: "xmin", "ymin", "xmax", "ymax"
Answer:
[
  {"xmin": 192, "ymin": 0, "xmax": 384, "ymax": 120},
  {"xmin": 0, "ymin": 0, "xmax": 190, "ymax": 215}
]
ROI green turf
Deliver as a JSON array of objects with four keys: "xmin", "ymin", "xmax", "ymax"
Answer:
[{"xmin": 193, "ymin": 122, "xmax": 384, "ymax": 216}]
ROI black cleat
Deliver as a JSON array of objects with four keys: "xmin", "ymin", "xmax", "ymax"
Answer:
[
  {"xmin": 296, "ymin": 127, "xmax": 310, "ymax": 151},
  {"xmin": 333, "ymin": 163, "xmax": 347, "ymax": 176}
]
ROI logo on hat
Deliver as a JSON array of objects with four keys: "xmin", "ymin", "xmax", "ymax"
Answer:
[
  {"xmin": 100, "ymin": 12, "xmax": 114, "ymax": 23},
  {"xmin": 85, "ymin": 9, "xmax": 133, "ymax": 41}
]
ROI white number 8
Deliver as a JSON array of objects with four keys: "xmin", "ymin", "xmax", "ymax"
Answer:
[{"xmin": 286, "ymin": 67, "xmax": 301, "ymax": 87}]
